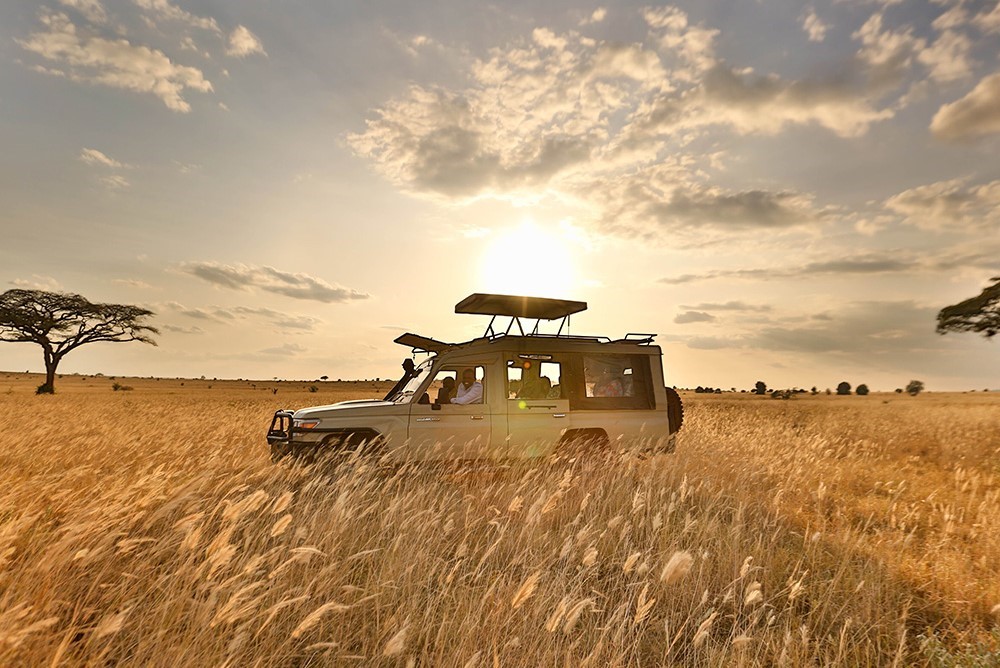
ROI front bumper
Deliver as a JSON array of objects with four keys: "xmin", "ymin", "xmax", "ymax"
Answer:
[
  {"xmin": 267, "ymin": 410, "xmax": 321, "ymax": 459},
  {"xmin": 266, "ymin": 410, "xmax": 384, "ymax": 462}
]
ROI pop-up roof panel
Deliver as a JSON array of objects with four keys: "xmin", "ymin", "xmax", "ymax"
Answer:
[
  {"xmin": 455, "ymin": 293, "xmax": 587, "ymax": 320},
  {"xmin": 393, "ymin": 333, "xmax": 454, "ymax": 353}
]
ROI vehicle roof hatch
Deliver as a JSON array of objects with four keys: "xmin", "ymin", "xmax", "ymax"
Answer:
[{"xmin": 394, "ymin": 333, "xmax": 454, "ymax": 354}]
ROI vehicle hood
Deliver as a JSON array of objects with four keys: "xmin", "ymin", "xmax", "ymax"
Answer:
[{"xmin": 294, "ymin": 399, "xmax": 396, "ymax": 419}]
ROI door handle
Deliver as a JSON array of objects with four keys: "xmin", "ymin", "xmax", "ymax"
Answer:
[
  {"xmin": 416, "ymin": 417, "xmax": 440, "ymax": 422},
  {"xmin": 552, "ymin": 413, "xmax": 566, "ymax": 418},
  {"xmin": 471, "ymin": 415, "xmax": 484, "ymax": 420}
]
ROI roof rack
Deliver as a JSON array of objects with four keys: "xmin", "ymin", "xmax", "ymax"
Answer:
[
  {"xmin": 456, "ymin": 293, "xmax": 587, "ymax": 339},
  {"xmin": 610, "ymin": 333, "xmax": 657, "ymax": 345}
]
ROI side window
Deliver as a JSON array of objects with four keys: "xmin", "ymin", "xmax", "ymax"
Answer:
[
  {"xmin": 426, "ymin": 369, "xmax": 458, "ymax": 405},
  {"xmin": 584, "ymin": 356, "xmax": 635, "ymax": 398},
  {"xmin": 433, "ymin": 365, "xmax": 486, "ymax": 405},
  {"xmin": 571, "ymin": 354, "xmax": 653, "ymax": 410},
  {"xmin": 508, "ymin": 357, "xmax": 563, "ymax": 400}
]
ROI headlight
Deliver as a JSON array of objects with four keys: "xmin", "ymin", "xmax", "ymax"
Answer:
[{"xmin": 293, "ymin": 419, "xmax": 320, "ymax": 430}]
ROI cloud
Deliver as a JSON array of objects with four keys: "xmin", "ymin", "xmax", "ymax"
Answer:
[
  {"xmin": 643, "ymin": 6, "xmax": 719, "ymax": 80},
  {"xmin": 916, "ymin": 30, "xmax": 974, "ymax": 83},
  {"xmin": 659, "ymin": 248, "xmax": 1000, "ymax": 284},
  {"xmin": 259, "ymin": 342, "xmax": 307, "ymax": 357},
  {"xmin": 162, "ymin": 324, "xmax": 204, "ymax": 334},
  {"xmin": 853, "ymin": 12, "xmax": 974, "ymax": 85},
  {"xmin": 9, "ymin": 275, "xmax": 62, "ymax": 291},
  {"xmin": 852, "ymin": 12, "xmax": 923, "ymax": 85},
  {"xmin": 132, "ymin": 0, "xmax": 220, "ymax": 33},
  {"xmin": 350, "ymin": 7, "xmax": 897, "ymax": 238},
  {"xmin": 100, "ymin": 175, "xmax": 130, "ymax": 189},
  {"xmin": 230, "ymin": 306, "xmax": 322, "ymax": 331},
  {"xmin": 59, "ymin": 0, "xmax": 107, "ymax": 24},
  {"xmin": 680, "ymin": 301, "xmax": 772, "ymax": 312},
  {"xmin": 166, "ymin": 302, "xmax": 235, "ymax": 322},
  {"xmin": 930, "ymin": 72, "xmax": 1000, "ymax": 141},
  {"xmin": 581, "ymin": 8, "xmax": 607, "ymax": 25},
  {"xmin": 591, "ymin": 163, "xmax": 826, "ymax": 234},
  {"xmin": 801, "ymin": 8, "xmax": 828, "ymax": 42},
  {"xmin": 226, "ymin": 25, "xmax": 266, "ymax": 57},
  {"xmin": 674, "ymin": 310, "xmax": 715, "ymax": 324},
  {"xmin": 681, "ymin": 301, "xmax": 946, "ymax": 357},
  {"xmin": 182, "ymin": 262, "xmax": 368, "ymax": 303},
  {"xmin": 972, "ymin": 3, "xmax": 1000, "ymax": 33},
  {"xmin": 18, "ymin": 11, "xmax": 213, "ymax": 112},
  {"xmin": 885, "ymin": 178, "xmax": 1000, "ymax": 230},
  {"xmin": 112, "ymin": 278, "xmax": 153, "ymax": 289},
  {"xmin": 79, "ymin": 147, "xmax": 125, "ymax": 168},
  {"xmin": 164, "ymin": 301, "xmax": 323, "ymax": 331}
]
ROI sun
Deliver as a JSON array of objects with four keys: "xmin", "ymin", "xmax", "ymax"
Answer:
[{"xmin": 479, "ymin": 218, "xmax": 580, "ymax": 298}]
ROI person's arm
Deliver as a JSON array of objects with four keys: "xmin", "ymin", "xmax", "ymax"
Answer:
[{"xmin": 452, "ymin": 382, "xmax": 483, "ymax": 404}]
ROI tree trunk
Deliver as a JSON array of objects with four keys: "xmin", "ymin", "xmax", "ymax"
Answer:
[{"xmin": 38, "ymin": 350, "xmax": 59, "ymax": 394}]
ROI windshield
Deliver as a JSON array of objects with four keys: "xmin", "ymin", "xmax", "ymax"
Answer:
[{"xmin": 389, "ymin": 358, "xmax": 434, "ymax": 404}]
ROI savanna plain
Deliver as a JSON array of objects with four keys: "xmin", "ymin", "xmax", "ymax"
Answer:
[{"xmin": 1, "ymin": 374, "xmax": 998, "ymax": 666}]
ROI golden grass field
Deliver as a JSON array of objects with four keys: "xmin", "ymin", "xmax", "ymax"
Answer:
[{"xmin": 1, "ymin": 372, "xmax": 998, "ymax": 666}]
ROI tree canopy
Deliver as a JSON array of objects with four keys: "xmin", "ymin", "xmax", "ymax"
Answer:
[
  {"xmin": 937, "ymin": 278, "xmax": 1000, "ymax": 338},
  {"xmin": 0, "ymin": 289, "xmax": 158, "ymax": 393}
]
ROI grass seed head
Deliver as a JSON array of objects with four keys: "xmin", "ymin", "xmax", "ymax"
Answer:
[{"xmin": 660, "ymin": 550, "xmax": 694, "ymax": 585}]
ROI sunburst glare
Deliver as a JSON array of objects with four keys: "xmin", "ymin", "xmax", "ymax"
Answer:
[{"xmin": 479, "ymin": 218, "xmax": 581, "ymax": 298}]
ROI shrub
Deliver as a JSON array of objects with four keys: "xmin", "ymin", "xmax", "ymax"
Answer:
[
  {"xmin": 111, "ymin": 382, "xmax": 133, "ymax": 392},
  {"xmin": 856, "ymin": 384, "xmax": 870, "ymax": 396},
  {"xmin": 906, "ymin": 380, "xmax": 925, "ymax": 396},
  {"xmin": 836, "ymin": 381, "xmax": 851, "ymax": 395},
  {"xmin": 309, "ymin": 386, "xmax": 319, "ymax": 393}
]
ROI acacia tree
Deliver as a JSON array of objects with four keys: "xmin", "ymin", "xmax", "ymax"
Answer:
[
  {"xmin": 0, "ymin": 289, "xmax": 158, "ymax": 393},
  {"xmin": 937, "ymin": 278, "xmax": 1000, "ymax": 338}
]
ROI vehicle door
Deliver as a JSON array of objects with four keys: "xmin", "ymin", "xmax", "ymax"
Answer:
[
  {"xmin": 408, "ymin": 362, "xmax": 494, "ymax": 460},
  {"xmin": 505, "ymin": 355, "xmax": 569, "ymax": 458}
]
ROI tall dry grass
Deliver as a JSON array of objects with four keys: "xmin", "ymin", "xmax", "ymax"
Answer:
[{"xmin": 0, "ymin": 377, "xmax": 998, "ymax": 665}]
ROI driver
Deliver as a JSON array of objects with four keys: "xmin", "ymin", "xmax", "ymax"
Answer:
[{"xmin": 451, "ymin": 367, "xmax": 483, "ymax": 404}]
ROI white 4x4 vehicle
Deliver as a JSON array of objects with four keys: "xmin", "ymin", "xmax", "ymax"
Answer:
[{"xmin": 267, "ymin": 294, "xmax": 683, "ymax": 462}]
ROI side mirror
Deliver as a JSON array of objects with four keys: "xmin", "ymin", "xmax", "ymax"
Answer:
[{"xmin": 431, "ymin": 403, "xmax": 441, "ymax": 411}]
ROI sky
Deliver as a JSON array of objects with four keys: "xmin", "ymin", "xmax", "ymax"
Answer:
[{"xmin": 1, "ymin": 0, "xmax": 999, "ymax": 391}]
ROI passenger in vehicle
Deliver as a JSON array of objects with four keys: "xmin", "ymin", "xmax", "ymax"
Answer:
[
  {"xmin": 436, "ymin": 376, "xmax": 456, "ymax": 404},
  {"xmin": 516, "ymin": 371, "xmax": 545, "ymax": 399},
  {"xmin": 593, "ymin": 366, "xmax": 624, "ymax": 397},
  {"xmin": 451, "ymin": 368, "xmax": 483, "ymax": 404}
]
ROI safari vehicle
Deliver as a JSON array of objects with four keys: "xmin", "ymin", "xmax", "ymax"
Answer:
[{"xmin": 267, "ymin": 294, "xmax": 683, "ymax": 462}]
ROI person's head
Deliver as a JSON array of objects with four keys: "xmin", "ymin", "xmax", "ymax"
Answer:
[
  {"xmin": 461, "ymin": 368, "xmax": 476, "ymax": 386},
  {"xmin": 442, "ymin": 376, "xmax": 455, "ymax": 389}
]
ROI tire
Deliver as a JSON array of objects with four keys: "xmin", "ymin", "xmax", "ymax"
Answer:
[
  {"xmin": 557, "ymin": 429, "xmax": 610, "ymax": 459},
  {"xmin": 666, "ymin": 387, "xmax": 684, "ymax": 434}
]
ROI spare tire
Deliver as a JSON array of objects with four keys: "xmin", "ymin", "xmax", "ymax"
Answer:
[{"xmin": 666, "ymin": 387, "xmax": 684, "ymax": 434}]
